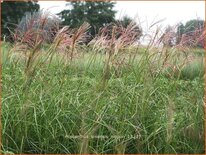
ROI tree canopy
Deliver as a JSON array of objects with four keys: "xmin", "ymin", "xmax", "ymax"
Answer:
[
  {"xmin": 184, "ymin": 19, "xmax": 204, "ymax": 34},
  {"xmin": 58, "ymin": 1, "xmax": 116, "ymax": 37}
]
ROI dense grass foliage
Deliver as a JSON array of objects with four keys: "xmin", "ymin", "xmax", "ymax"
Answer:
[{"xmin": 2, "ymin": 41, "xmax": 205, "ymax": 154}]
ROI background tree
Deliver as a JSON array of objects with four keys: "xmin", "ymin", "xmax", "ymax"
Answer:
[
  {"xmin": 1, "ymin": 1, "xmax": 39, "ymax": 40},
  {"xmin": 58, "ymin": 1, "xmax": 116, "ymax": 38},
  {"xmin": 184, "ymin": 19, "xmax": 204, "ymax": 34}
]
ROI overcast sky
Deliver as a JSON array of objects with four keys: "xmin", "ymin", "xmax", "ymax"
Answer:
[{"xmin": 38, "ymin": 1, "xmax": 205, "ymax": 31}]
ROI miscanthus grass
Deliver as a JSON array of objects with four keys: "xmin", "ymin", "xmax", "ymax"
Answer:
[{"xmin": 1, "ymin": 11, "xmax": 205, "ymax": 154}]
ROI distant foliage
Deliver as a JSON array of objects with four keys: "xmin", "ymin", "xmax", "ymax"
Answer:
[{"xmin": 58, "ymin": 1, "xmax": 116, "ymax": 39}]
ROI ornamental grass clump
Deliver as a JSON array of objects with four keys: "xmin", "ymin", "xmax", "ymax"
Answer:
[
  {"xmin": 149, "ymin": 25, "xmax": 203, "ymax": 80},
  {"xmin": 8, "ymin": 10, "xmax": 62, "ymax": 91},
  {"xmin": 55, "ymin": 22, "xmax": 90, "ymax": 62},
  {"xmin": 13, "ymin": 10, "xmax": 60, "ymax": 47},
  {"xmin": 1, "ymin": 10, "xmax": 205, "ymax": 154},
  {"xmin": 90, "ymin": 21, "xmax": 142, "ymax": 89}
]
